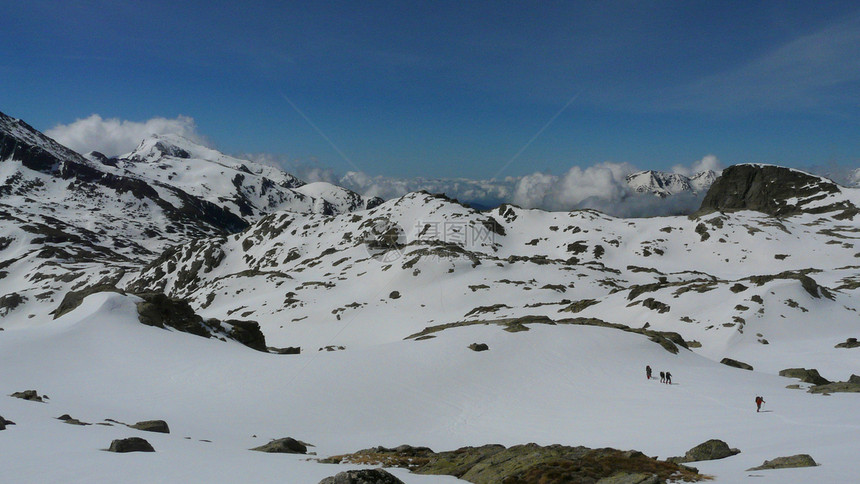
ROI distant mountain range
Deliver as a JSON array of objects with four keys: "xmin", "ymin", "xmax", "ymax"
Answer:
[{"xmin": 625, "ymin": 170, "xmax": 719, "ymax": 197}]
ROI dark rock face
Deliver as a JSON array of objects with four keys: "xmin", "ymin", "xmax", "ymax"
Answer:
[
  {"xmin": 318, "ymin": 469, "xmax": 405, "ymax": 484},
  {"xmin": 130, "ymin": 420, "xmax": 170, "ymax": 434},
  {"xmin": 669, "ymin": 439, "xmax": 740, "ymax": 463},
  {"xmin": 226, "ymin": 320, "xmax": 267, "ymax": 352},
  {"xmin": 10, "ymin": 390, "xmax": 44, "ymax": 402},
  {"xmin": 251, "ymin": 437, "xmax": 308, "ymax": 454},
  {"xmin": 468, "ymin": 343, "xmax": 490, "ymax": 352},
  {"xmin": 696, "ymin": 164, "xmax": 856, "ymax": 218},
  {"xmin": 746, "ymin": 454, "xmax": 817, "ymax": 471},
  {"xmin": 850, "ymin": 374, "xmax": 860, "ymax": 384},
  {"xmin": 779, "ymin": 368, "xmax": 831, "ymax": 386},
  {"xmin": 108, "ymin": 437, "xmax": 155, "ymax": 453},
  {"xmin": 720, "ymin": 358, "xmax": 753, "ymax": 371}
]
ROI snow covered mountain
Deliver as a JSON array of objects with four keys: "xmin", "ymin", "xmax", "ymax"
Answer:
[
  {"xmin": 0, "ymin": 111, "xmax": 380, "ymax": 328},
  {"xmin": 626, "ymin": 169, "xmax": 719, "ymax": 197},
  {"xmin": 2, "ymin": 110, "xmax": 860, "ymax": 483},
  {"xmin": 91, "ymin": 133, "xmax": 382, "ymax": 221}
]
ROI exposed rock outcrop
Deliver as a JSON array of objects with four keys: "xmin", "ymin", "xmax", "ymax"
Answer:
[
  {"xmin": 251, "ymin": 437, "xmax": 308, "ymax": 454},
  {"xmin": 323, "ymin": 443, "xmax": 706, "ymax": 483},
  {"xmin": 130, "ymin": 420, "xmax": 170, "ymax": 434},
  {"xmin": 835, "ymin": 338, "xmax": 860, "ymax": 349},
  {"xmin": 746, "ymin": 454, "xmax": 817, "ymax": 471},
  {"xmin": 108, "ymin": 437, "xmax": 155, "ymax": 453},
  {"xmin": 779, "ymin": 368, "xmax": 831, "ymax": 386},
  {"xmin": 668, "ymin": 439, "xmax": 740, "ymax": 463},
  {"xmin": 720, "ymin": 358, "xmax": 753, "ymax": 371},
  {"xmin": 468, "ymin": 343, "xmax": 489, "ymax": 352},
  {"xmin": 10, "ymin": 390, "xmax": 44, "ymax": 402},
  {"xmin": 696, "ymin": 164, "xmax": 857, "ymax": 218},
  {"xmin": 318, "ymin": 469, "xmax": 405, "ymax": 484}
]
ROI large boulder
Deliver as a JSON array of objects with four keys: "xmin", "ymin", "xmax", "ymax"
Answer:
[
  {"xmin": 130, "ymin": 420, "xmax": 170, "ymax": 434},
  {"xmin": 669, "ymin": 439, "xmax": 740, "ymax": 463},
  {"xmin": 746, "ymin": 454, "xmax": 817, "ymax": 471},
  {"xmin": 849, "ymin": 374, "xmax": 860, "ymax": 384},
  {"xmin": 318, "ymin": 469, "xmax": 405, "ymax": 484},
  {"xmin": 778, "ymin": 368, "xmax": 830, "ymax": 386},
  {"xmin": 720, "ymin": 358, "xmax": 753, "ymax": 371},
  {"xmin": 108, "ymin": 437, "xmax": 155, "ymax": 453},
  {"xmin": 251, "ymin": 437, "xmax": 307, "ymax": 454}
]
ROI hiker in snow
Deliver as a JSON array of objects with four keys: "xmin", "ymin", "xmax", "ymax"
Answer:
[
  {"xmin": 756, "ymin": 396, "xmax": 765, "ymax": 412},
  {"xmin": 659, "ymin": 371, "xmax": 665, "ymax": 383},
  {"xmin": 646, "ymin": 365, "xmax": 652, "ymax": 380},
  {"xmin": 665, "ymin": 371, "xmax": 672, "ymax": 384}
]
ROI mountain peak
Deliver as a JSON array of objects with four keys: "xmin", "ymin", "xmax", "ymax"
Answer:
[{"xmin": 696, "ymin": 163, "xmax": 858, "ymax": 218}]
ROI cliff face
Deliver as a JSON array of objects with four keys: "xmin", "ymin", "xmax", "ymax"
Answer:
[{"xmin": 695, "ymin": 164, "xmax": 856, "ymax": 219}]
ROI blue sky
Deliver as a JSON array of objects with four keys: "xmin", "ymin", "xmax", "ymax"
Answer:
[{"xmin": 4, "ymin": 1, "xmax": 859, "ymax": 180}]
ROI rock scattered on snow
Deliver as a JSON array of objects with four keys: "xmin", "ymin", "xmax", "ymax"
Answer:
[
  {"xmin": 268, "ymin": 346, "xmax": 301, "ymax": 354},
  {"xmin": 746, "ymin": 454, "xmax": 817, "ymax": 471},
  {"xmin": 57, "ymin": 414, "xmax": 90, "ymax": 426},
  {"xmin": 778, "ymin": 368, "xmax": 831, "ymax": 386},
  {"xmin": 720, "ymin": 358, "xmax": 753, "ymax": 371},
  {"xmin": 668, "ymin": 439, "xmax": 740, "ymax": 463},
  {"xmin": 835, "ymin": 337, "xmax": 860, "ymax": 349},
  {"xmin": 107, "ymin": 437, "xmax": 155, "ymax": 453},
  {"xmin": 130, "ymin": 420, "xmax": 170, "ymax": 433},
  {"xmin": 10, "ymin": 390, "xmax": 45, "ymax": 402},
  {"xmin": 251, "ymin": 437, "xmax": 308, "ymax": 454},
  {"xmin": 318, "ymin": 468, "xmax": 405, "ymax": 484},
  {"xmin": 468, "ymin": 343, "xmax": 489, "ymax": 352}
]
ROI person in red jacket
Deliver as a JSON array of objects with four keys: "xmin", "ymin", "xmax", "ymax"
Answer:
[
  {"xmin": 755, "ymin": 395, "xmax": 765, "ymax": 412},
  {"xmin": 646, "ymin": 365, "xmax": 652, "ymax": 380}
]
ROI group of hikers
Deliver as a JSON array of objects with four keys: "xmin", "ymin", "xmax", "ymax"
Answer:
[
  {"xmin": 646, "ymin": 366, "xmax": 767, "ymax": 412},
  {"xmin": 645, "ymin": 365, "xmax": 671, "ymax": 384}
]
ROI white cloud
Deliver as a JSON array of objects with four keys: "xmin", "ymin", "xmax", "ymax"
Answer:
[
  {"xmin": 46, "ymin": 114, "xmax": 207, "ymax": 157},
  {"xmin": 671, "ymin": 154, "xmax": 722, "ymax": 176}
]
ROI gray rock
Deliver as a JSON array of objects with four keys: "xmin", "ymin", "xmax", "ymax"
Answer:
[
  {"xmin": 669, "ymin": 439, "xmax": 740, "ymax": 463},
  {"xmin": 835, "ymin": 338, "xmax": 860, "ymax": 349},
  {"xmin": 746, "ymin": 454, "xmax": 817, "ymax": 471},
  {"xmin": 10, "ymin": 390, "xmax": 43, "ymax": 402},
  {"xmin": 720, "ymin": 358, "xmax": 753, "ymax": 371},
  {"xmin": 849, "ymin": 374, "xmax": 860, "ymax": 384},
  {"xmin": 468, "ymin": 343, "xmax": 489, "ymax": 352},
  {"xmin": 268, "ymin": 346, "xmax": 301, "ymax": 354},
  {"xmin": 318, "ymin": 469, "xmax": 405, "ymax": 484},
  {"xmin": 130, "ymin": 420, "xmax": 170, "ymax": 433},
  {"xmin": 779, "ymin": 368, "xmax": 831, "ymax": 386},
  {"xmin": 108, "ymin": 437, "xmax": 155, "ymax": 453},
  {"xmin": 251, "ymin": 437, "xmax": 307, "ymax": 454},
  {"xmin": 57, "ymin": 414, "xmax": 90, "ymax": 426},
  {"xmin": 808, "ymin": 382, "xmax": 860, "ymax": 394}
]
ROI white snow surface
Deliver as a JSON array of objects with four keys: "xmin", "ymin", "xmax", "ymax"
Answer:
[{"xmin": 1, "ymin": 291, "xmax": 858, "ymax": 483}]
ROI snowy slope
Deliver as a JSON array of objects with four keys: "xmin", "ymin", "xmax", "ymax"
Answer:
[
  {"xmin": 1, "ymin": 291, "xmax": 859, "ymax": 483},
  {"xmin": 126, "ymin": 177, "xmax": 860, "ymax": 377}
]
